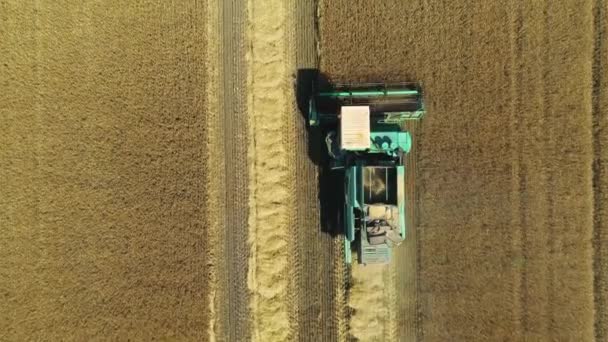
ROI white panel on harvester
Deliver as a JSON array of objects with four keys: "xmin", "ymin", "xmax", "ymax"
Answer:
[{"xmin": 340, "ymin": 106, "xmax": 371, "ymax": 150}]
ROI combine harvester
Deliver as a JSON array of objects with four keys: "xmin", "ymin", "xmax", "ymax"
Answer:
[{"xmin": 308, "ymin": 83, "xmax": 425, "ymax": 265}]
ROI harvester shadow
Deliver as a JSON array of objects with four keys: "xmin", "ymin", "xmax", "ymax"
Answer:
[{"xmin": 296, "ymin": 68, "xmax": 344, "ymax": 238}]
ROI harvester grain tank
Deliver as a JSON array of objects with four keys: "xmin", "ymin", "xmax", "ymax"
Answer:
[{"xmin": 308, "ymin": 83, "xmax": 425, "ymax": 265}]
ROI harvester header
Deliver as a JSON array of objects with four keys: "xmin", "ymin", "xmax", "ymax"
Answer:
[{"xmin": 309, "ymin": 82, "xmax": 424, "ymax": 127}]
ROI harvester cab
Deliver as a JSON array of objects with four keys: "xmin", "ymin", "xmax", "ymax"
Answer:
[{"xmin": 308, "ymin": 82, "xmax": 424, "ymax": 265}]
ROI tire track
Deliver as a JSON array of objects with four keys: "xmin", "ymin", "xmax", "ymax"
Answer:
[
  {"xmin": 216, "ymin": 0, "xmax": 251, "ymax": 340},
  {"xmin": 205, "ymin": 1, "xmax": 222, "ymax": 340}
]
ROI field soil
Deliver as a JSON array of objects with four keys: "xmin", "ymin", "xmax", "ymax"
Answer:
[
  {"xmin": 320, "ymin": 0, "xmax": 605, "ymax": 340},
  {"xmin": 210, "ymin": 0, "xmax": 251, "ymax": 340},
  {"xmin": 290, "ymin": 0, "xmax": 347, "ymax": 341},
  {"xmin": 1, "ymin": 1, "xmax": 212, "ymax": 340}
]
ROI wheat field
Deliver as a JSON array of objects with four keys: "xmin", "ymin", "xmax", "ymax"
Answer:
[{"xmin": 1, "ymin": 0, "xmax": 606, "ymax": 340}]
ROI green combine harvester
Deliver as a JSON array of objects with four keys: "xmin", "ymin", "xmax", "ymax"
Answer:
[{"xmin": 308, "ymin": 82, "xmax": 425, "ymax": 265}]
